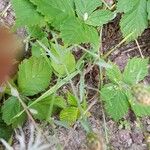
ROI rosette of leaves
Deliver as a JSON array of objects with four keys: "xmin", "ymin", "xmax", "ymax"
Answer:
[{"xmin": 101, "ymin": 57, "xmax": 150, "ymax": 121}]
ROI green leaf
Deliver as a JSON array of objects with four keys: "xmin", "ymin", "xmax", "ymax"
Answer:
[
  {"xmin": 60, "ymin": 17, "xmax": 99, "ymax": 48},
  {"xmin": 85, "ymin": 10, "xmax": 115, "ymax": 27},
  {"xmin": 131, "ymin": 102, "xmax": 150, "ymax": 117},
  {"xmin": 67, "ymin": 92, "xmax": 78, "ymax": 106},
  {"xmin": 30, "ymin": 0, "xmax": 74, "ymax": 29},
  {"xmin": 31, "ymin": 38, "xmax": 49, "ymax": 57},
  {"xmin": 50, "ymin": 44, "xmax": 76, "ymax": 76},
  {"xmin": 101, "ymin": 84, "xmax": 129, "ymax": 121},
  {"xmin": 120, "ymin": 0, "xmax": 148, "ymax": 41},
  {"xmin": 147, "ymin": 0, "xmax": 150, "ymax": 20},
  {"xmin": 106, "ymin": 63, "xmax": 122, "ymax": 83},
  {"xmin": 27, "ymin": 26, "xmax": 47, "ymax": 39},
  {"xmin": 11, "ymin": 0, "xmax": 44, "ymax": 27},
  {"xmin": 0, "ymin": 113, "xmax": 13, "ymax": 140},
  {"xmin": 18, "ymin": 56, "xmax": 52, "ymax": 96},
  {"xmin": 75, "ymin": 0, "xmax": 102, "ymax": 19},
  {"xmin": 117, "ymin": 0, "xmax": 139, "ymax": 13},
  {"xmin": 2, "ymin": 97, "xmax": 26, "ymax": 127},
  {"xmin": 53, "ymin": 97, "xmax": 67, "ymax": 109},
  {"xmin": 60, "ymin": 107, "xmax": 79, "ymax": 125},
  {"xmin": 123, "ymin": 58, "xmax": 148, "ymax": 85},
  {"xmin": 30, "ymin": 96, "xmax": 66, "ymax": 120}
]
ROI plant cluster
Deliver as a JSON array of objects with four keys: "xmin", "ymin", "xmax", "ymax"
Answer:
[{"xmin": 0, "ymin": 0, "xmax": 150, "ymax": 143}]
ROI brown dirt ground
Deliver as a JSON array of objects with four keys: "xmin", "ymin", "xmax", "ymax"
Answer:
[{"xmin": 1, "ymin": 0, "xmax": 150, "ymax": 150}]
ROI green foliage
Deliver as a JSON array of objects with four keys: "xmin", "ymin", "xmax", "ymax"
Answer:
[
  {"xmin": 120, "ymin": 0, "xmax": 148, "ymax": 41},
  {"xmin": 117, "ymin": 0, "xmax": 139, "ymax": 13},
  {"xmin": 67, "ymin": 92, "xmax": 78, "ymax": 107},
  {"xmin": 60, "ymin": 17, "xmax": 99, "ymax": 48},
  {"xmin": 12, "ymin": 0, "xmax": 44, "ymax": 27},
  {"xmin": 75, "ymin": 0, "xmax": 102, "ymax": 19},
  {"xmin": 12, "ymin": 0, "xmax": 150, "ymax": 44},
  {"xmin": 123, "ymin": 58, "xmax": 148, "ymax": 85},
  {"xmin": 27, "ymin": 26, "xmax": 47, "ymax": 39},
  {"xmin": 85, "ymin": 10, "xmax": 115, "ymax": 27},
  {"xmin": 0, "ymin": 113, "xmax": 13, "ymax": 140},
  {"xmin": 11, "ymin": 0, "xmax": 110, "ymax": 48},
  {"xmin": 30, "ymin": 0, "xmax": 74, "ymax": 29},
  {"xmin": 18, "ymin": 56, "xmax": 52, "ymax": 96},
  {"xmin": 101, "ymin": 58, "xmax": 150, "ymax": 121},
  {"xmin": 31, "ymin": 37, "xmax": 49, "ymax": 57},
  {"xmin": 59, "ymin": 91, "xmax": 89, "ymax": 125},
  {"xmin": 3, "ymin": 0, "xmax": 150, "ymax": 131},
  {"xmin": 50, "ymin": 44, "xmax": 76, "ymax": 76},
  {"xmin": 148, "ymin": 0, "xmax": 150, "ymax": 19},
  {"xmin": 106, "ymin": 63, "xmax": 122, "ymax": 84},
  {"xmin": 1, "ymin": 97, "xmax": 26, "ymax": 127},
  {"xmin": 101, "ymin": 84, "xmax": 129, "ymax": 121},
  {"xmin": 126, "ymin": 91, "xmax": 150, "ymax": 117},
  {"xmin": 60, "ymin": 107, "xmax": 79, "ymax": 125},
  {"xmin": 30, "ymin": 96, "xmax": 66, "ymax": 120}
]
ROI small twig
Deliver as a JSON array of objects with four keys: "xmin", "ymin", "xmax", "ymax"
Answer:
[
  {"xmin": 103, "ymin": 32, "xmax": 133, "ymax": 59},
  {"xmin": 101, "ymin": 0, "xmax": 112, "ymax": 10},
  {"xmin": 7, "ymin": 82, "xmax": 51, "ymax": 142},
  {"xmin": 122, "ymin": 44, "xmax": 147, "ymax": 54},
  {"xmin": 7, "ymin": 82, "xmax": 38, "ymax": 128},
  {"xmin": 76, "ymin": 45, "xmax": 99, "ymax": 59},
  {"xmin": 135, "ymin": 39, "xmax": 144, "ymax": 58}
]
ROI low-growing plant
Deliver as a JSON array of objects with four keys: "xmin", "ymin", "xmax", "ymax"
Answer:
[
  {"xmin": 0, "ymin": 0, "xmax": 150, "ymax": 146},
  {"xmin": 101, "ymin": 57, "xmax": 150, "ymax": 121}
]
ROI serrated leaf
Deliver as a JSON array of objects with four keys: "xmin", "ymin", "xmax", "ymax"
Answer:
[
  {"xmin": 30, "ymin": 0, "xmax": 74, "ymax": 29},
  {"xmin": 123, "ymin": 58, "xmax": 148, "ymax": 85},
  {"xmin": 60, "ymin": 107, "xmax": 79, "ymax": 125},
  {"xmin": 11, "ymin": 0, "xmax": 44, "ymax": 27},
  {"xmin": 60, "ymin": 17, "xmax": 99, "ymax": 48},
  {"xmin": 120, "ymin": 0, "xmax": 148, "ymax": 41},
  {"xmin": 75, "ymin": 0, "xmax": 102, "ymax": 19},
  {"xmin": 67, "ymin": 92, "xmax": 78, "ymax": 106},
  {"xmin": 30, "ymin": 96, "xmax": 66, "ymax": 120},
  {"xmin": 117, "ymin": 0, "xmax": 139, "ymax": 13},
  {"xmin": 18, "ymin": 56, "xmax": 52, "ymax": 96},
  {"xmin": 85, "ymin": 10, "xmax": 115, "ymax": 27},
  {"xmin": 50, "ymin": 44, "xmax": 76, "ymax": 76},
  {"xmin": 2, "ymin": 97, "xmax": 26, "ymax": 127},
  {"xmin": 101, "ymin": 84, "xmax": 129, "ymax": 121},
  {"xmin": 106, "ymin": 62, "xmax": 122, "ymax": 83},
  {"xmin": 147, "ymin": 0, "xmax": 150, "ymax": 20}
]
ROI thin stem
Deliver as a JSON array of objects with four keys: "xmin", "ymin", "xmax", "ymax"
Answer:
[
  {"xmin": 135, "ymin": 39, "xmax": 144, "ymax": 58},
  {"xmin": 101, "ymin": 0, "xmax": 112, "ymax": 10},
  {"xmin": 103, "ymin": 32, "xmax": 133, "ymax": 59},
  {"xmin": 7, "ymin": 82, "xmax": 38, "ymax": 128},
  {"xmin": 75, "ymin": 45, "xmax": 99, "ymax": 59}
]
